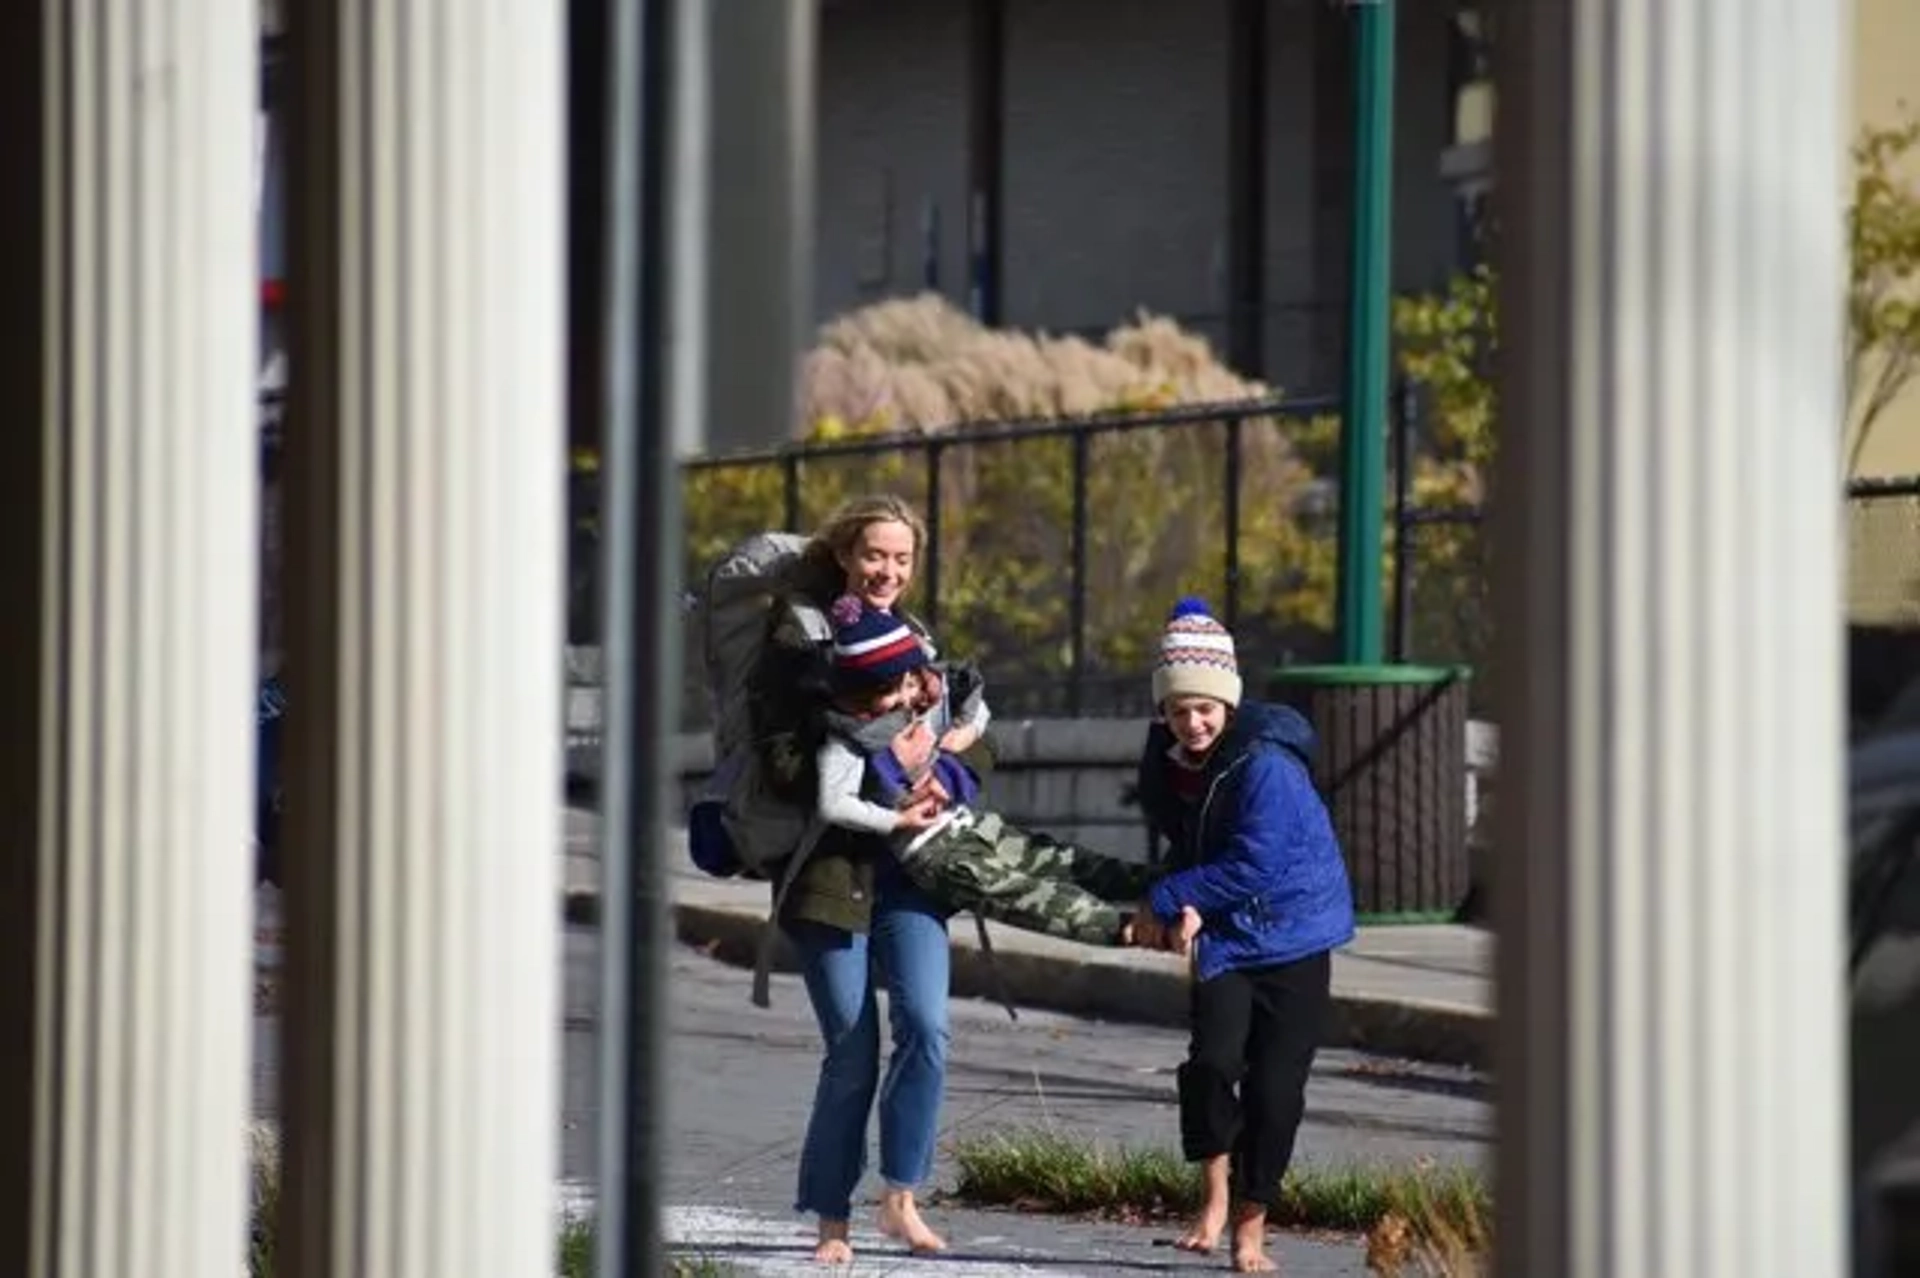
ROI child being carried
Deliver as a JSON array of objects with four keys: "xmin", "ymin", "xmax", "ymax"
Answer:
[{"xmin": 815, "ymin": 594, "xmax": 1197, "ymax": 951}]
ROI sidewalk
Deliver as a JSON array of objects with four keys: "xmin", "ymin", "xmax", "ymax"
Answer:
[{"xmin": 563, "ymin": 809, "xmax": 1494, "ymax": 1069}]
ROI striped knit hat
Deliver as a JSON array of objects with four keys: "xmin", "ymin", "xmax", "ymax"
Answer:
[
  {"xmin": 1151, "ymin": 596, "xmax": 1242, "ymax": 709},
  {"xmin": 828, "ymin": 594, "xmax": 929, "ymax": 692}
]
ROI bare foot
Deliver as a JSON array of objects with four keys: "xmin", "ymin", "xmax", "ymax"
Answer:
[
  {"xmin": 812, "ymin": 1218, "xmax": 854, "ymax": 1264},
  {"xmin": 1172, "ymin": 1204, "xmax": 1225, "ymax": 1254},
  {"xmin": 877, "ymin": 1190, "xmax": 948, "ymax": 1254},
  {"xmin": 1175, "ymin": 1154, "xmax": 1231, "ymax": 1253},
  {"xmin": 1231, "ymin": 1204, "xmax": 1276, "ymax": 1272}
]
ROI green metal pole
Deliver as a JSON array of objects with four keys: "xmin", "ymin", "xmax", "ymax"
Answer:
[{"xmin": 1335, "ymin": 0, "xmax": 1395, "ymax": 665}]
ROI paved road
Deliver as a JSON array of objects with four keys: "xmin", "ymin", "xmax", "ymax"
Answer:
[{"xmin": 257, "ymin": 927, "xmax": 1491, "ymax": 1274}]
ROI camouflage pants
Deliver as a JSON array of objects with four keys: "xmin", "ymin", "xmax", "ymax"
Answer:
[{"xmin": 895, "ymin": 809, "xmax": 1160, "ymax": 947}]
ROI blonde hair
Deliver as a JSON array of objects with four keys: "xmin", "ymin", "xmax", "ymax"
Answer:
[{"xmin": 797, "ymin": 493, "xmax": 928, "ymax": 600}]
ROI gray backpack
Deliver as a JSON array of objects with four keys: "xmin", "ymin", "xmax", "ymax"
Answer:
[
  {"xmin": 687, "ymin": 531, "xmax": 831, "ymax": 880},
  {"xmin": 698, "ymin": 532, "xmax": 819, "ymax": 765}
]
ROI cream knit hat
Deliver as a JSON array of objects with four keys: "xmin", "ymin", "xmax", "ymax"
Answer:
[{"xmin": 1151, "ymin": 596, "xmax": 1243, "ymax": 709}]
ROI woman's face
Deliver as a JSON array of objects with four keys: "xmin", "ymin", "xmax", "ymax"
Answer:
[{"xmin": 838, "ymin": 519, "xmax": 916, "ymax": 611}]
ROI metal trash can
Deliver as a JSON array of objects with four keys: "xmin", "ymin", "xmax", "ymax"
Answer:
[{"xmin": 1268, "ymin": 664, "xmax": 1471, "ymax": 920}]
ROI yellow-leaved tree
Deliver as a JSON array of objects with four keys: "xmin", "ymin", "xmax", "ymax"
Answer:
[
  {"xmin": 1390, "ymin": 265, "xmax": 1496, "ymax": 678},
  {"xmin": 1847, "ymin": 112, "xmax": 1920, "ymax": 477},
  {"xmin": 1384, "ymin": 111, "xmax": 1920, "ymax": 677}
]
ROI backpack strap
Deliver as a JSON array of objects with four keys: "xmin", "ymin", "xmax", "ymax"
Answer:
[
  {"xmin": 970, "ymin": 913, "xmax": 1019, "ymax": 1022},
  {"xmin": 750, "ymin": 817, "xmax": 830, "ymax": 1008}
]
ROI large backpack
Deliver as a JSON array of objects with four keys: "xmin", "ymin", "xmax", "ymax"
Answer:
[
  {"xmin": 685, "ymin": 532, "xmax": 833, "ymax": 881},
  {"xmin": 699, "ymin": 532, "xmax": 817, "ymax": 763}
]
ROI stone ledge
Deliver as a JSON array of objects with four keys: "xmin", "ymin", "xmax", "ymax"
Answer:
[{"xmin": 564, "ymin": 891, "xmax": 1492, "ymax": 1070}]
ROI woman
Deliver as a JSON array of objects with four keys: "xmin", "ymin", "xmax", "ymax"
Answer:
[{"xmin": 753, "ymin": 494, "xmax": 973, "ymax": 1263}]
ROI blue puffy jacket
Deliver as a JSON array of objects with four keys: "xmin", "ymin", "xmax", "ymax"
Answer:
[{"xmin": 1136, "ymin": 700, "xmax": 1355, "ymax": 981}]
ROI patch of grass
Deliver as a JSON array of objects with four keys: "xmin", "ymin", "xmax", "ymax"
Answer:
[
  {"xmin": 247, "ymin": 1128, "xmax": 734, "ymax": 1278},
  {"xmin": 665, "ymin": 1257, "xmax": 740, "ymax": 1277},
  {"xmin": 555, "ymin": 1220, "xmax": 594, "ymax": 1278},
  {"xmin": 950, "ymin": 1127, "xmax": 1489, "ymax": 1275},
  {"xmin": 248, "ymin": 1127, "xmax": 280, "ymax": 1278}
]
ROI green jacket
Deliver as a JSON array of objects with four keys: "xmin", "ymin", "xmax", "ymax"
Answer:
[
  {"xmin": 773, "ymin": 824, "xmax": 884, "ymax": 933},
  {"xmin": 774, "ymin": 735, "xmax": 999, "ymax": 933}
]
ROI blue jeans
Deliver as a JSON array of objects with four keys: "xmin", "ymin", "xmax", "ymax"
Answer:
[{"xmin": 789, "ymin": 881, "xmax": 951, "ymax": 1220}]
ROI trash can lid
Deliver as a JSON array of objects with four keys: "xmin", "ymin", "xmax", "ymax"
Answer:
[{"xmin": 1269, "ymin": 663, "xmax": 1470, "ymax": 687}]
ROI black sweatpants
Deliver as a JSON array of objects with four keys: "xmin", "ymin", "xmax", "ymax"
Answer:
[{"xmin": 1176, "ymin": 950, "xmax": 1332, "ymax": 1205}]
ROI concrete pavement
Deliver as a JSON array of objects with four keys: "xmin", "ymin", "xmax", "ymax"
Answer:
[
  {"xmin": 563, "ymin": 808, "xmax": 1495, "ymax": 1068},
  {"xmin": 252, "ymin": 901, "xmax": 1488, "ymax": 1275},
  {"xmin": 589, "ymin": 933, "xmax": 1488, "ymax": 1275}
]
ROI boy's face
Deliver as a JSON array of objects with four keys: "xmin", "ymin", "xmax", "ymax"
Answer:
[
  {"xmin": 1164, "ymin": 695, "xmax": 1230, "ymax": 756},
  {"xmin": 867, "ymin": 675, "xmax": 910, "ymax": 717},
  {"xmin": 869, "ymin": 678, "xmax": 912, "ymax": 717},
  {"xmin": 843, "ymin": 674, "xmax": 913, "ymax": 719}
]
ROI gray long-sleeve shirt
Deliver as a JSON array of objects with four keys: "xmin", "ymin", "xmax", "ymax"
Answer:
[{"xmin": 813, "ymin": 684, "xmax": 991, "ymax": 838}]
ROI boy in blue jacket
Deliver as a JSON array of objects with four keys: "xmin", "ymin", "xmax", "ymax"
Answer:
[{"xmin": 1133, "ymin": 599, "xmax": 1356, "ymax": 1273}]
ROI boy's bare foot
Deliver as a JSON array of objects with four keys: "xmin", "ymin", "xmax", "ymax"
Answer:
[
  {"xmin": 812, "ymin": 1218, "xmax": 854, "ymax": 1264},
  {"xmin": 1230, "ymin": 1202, "xmax": 1276, "ymax": 1272},
  {"xmin": 1174, "ymin": 1154, "xmax": 1231, "ymax": 1253},
  {"xmin": 1172, "ymin": 1205, "xmax": 1226, "ymax": 1254},
  {"xmin": 877, "ymin": 1189, "xmax": 948, "ymax": 1254}
]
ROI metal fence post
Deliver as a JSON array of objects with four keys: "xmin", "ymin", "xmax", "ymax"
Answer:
[
  {"xmin": 1069, "ymin": 431, "xmax": 1090, "ymax": 715},
  {"xmin": 1224, "ymin": 416, "xmax": 1244, "ymax": 630},
  {"xmin": 1391, "ymin": 377, "xmax": 1416, "ymax": 662},
  {"xmin": 924, "ymin": 441, "xmax": 944, "ymax": 631},
  {"xmin": 782, "ymin": 452, "xmax": 801, "ymax": 531},
  {"xmin": 1334, "ymin": 0, "xmax": 1395, "ymax": 666}
]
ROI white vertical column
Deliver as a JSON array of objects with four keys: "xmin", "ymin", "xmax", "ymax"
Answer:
[
  {"xmin": 0, "ymin": 0, "xmax": 260, "ymax": 1272},
  {"xmin": 276, "ymin": 0, "xmax": 564, "ymax": 1273},
  {"xmin": 1493, "ymin": 0, "xmax": 1851, "ymax": 1275}
]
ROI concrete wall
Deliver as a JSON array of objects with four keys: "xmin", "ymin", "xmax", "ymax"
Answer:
[
  {"xmin": 815, "ymin": 0, "xmax": 973, "ymax": 321},
  {"xmin": 563, "ymin": 646, "xmax": 1499, "ymax": 872},
  {"xmin": 636, "ymin": 716, "xmax": 1497, "ymax": 869},
  {"xmin": 997, "ymin": 0, "xmax": 1231, "ymax": 351},
  {"xmin": 812, "ymin": 0, "xmax": 1466, "ymax": 393},
  {"xmin": 661, "ymin": 716, "xmax": 1164, "ymax": 858}
]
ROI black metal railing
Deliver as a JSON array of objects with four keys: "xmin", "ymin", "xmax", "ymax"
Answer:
[
  {"xmin": 685, "ymin": 392, "xmax": 1339, "ymax": 637},
  {"xmin": 275, "ymin": 380, "xmax": 1920, "ymax": 727},
  {"xmin": 1386, "ymin": 461, "xmax": 1920, "ymax": 716},
  {"xmin": 573, "ymin": 394, "xmax": 1352, "ymax": 721}
]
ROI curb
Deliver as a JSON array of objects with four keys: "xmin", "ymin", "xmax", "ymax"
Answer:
[{"xmin": 567, "ymin": 892, "xmax": 1491, "ymax": 1069}]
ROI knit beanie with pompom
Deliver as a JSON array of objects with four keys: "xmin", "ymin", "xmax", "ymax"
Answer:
[{"xmin": 1151, "ymin": 596, "xmax": 1242, "ymax": 709}]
